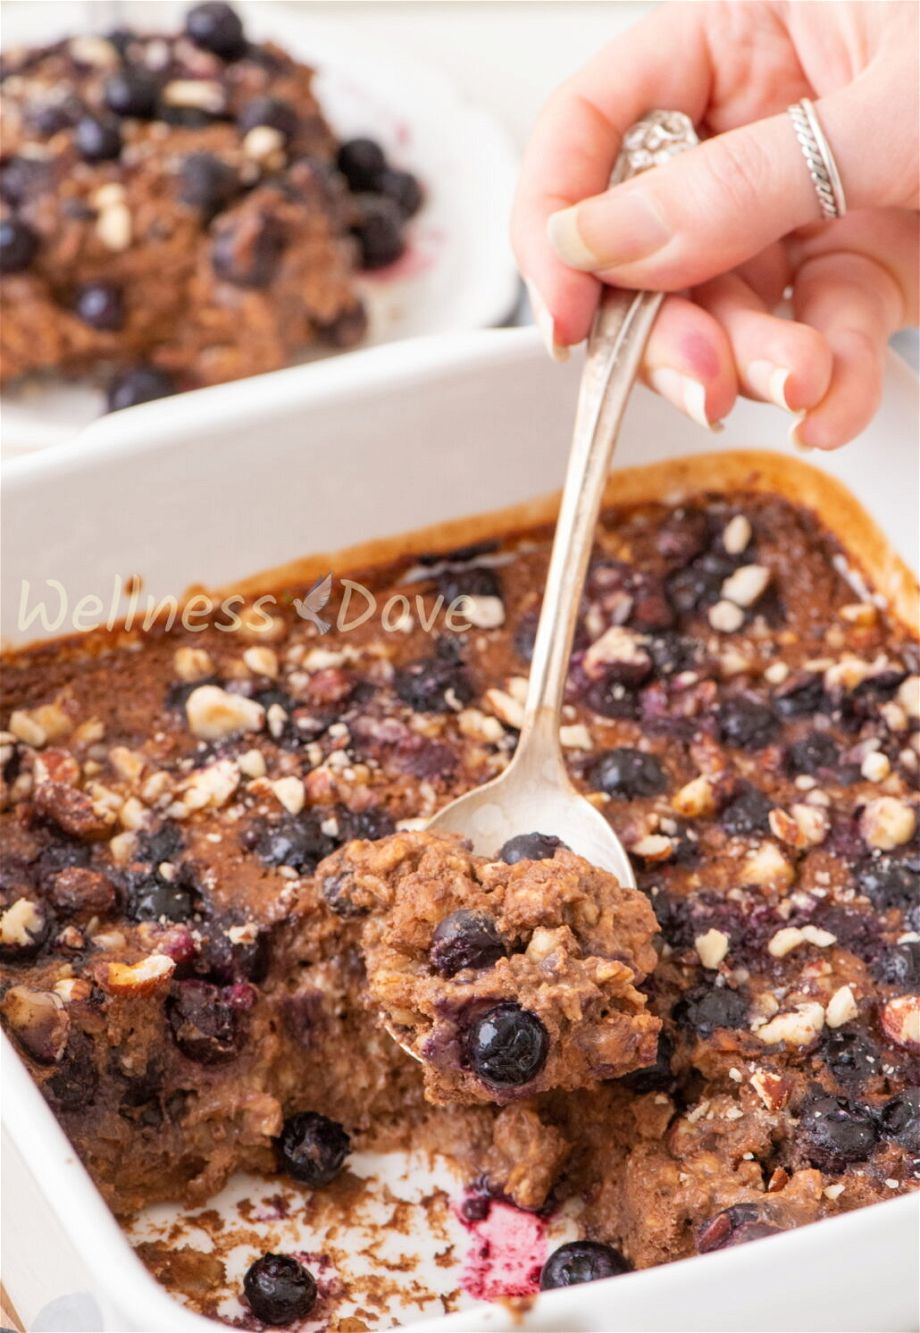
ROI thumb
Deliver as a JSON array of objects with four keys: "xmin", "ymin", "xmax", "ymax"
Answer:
[{"xmin": 546, "ymin": 96, "xmax": 872, "ymax": 291}]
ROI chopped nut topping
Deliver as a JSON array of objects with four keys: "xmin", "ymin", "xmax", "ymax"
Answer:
[
  {"xmin": 839, "ymin": 603, "xmax": 877, "ymax": 625},
  {"xmin": 96, "ymin": 202, "xmax": 132, "ymax": 252},
  {"xmin": 484, "ymin": 687, "xmax": 524, "ymax": 730},
  {"xmin": 161, "ymin": 79, "xmax": 225, "ymax": 113},
  {"xmin": 583, "ymin": 626, "xmax": 649, "ymax": 679},
  {"xmin": 9, "ymin": 709, "xmax": 48, "ymax": 747},
  {"xmin": 694, "ymin": 928, "xmax": 729, "ymax": 969},
  {"xmin": 0, "ymin": 898, "xmax": 44, "ymax": 948},
  {"xmin": 859, "ymin": 796, "xmax": 916, "ymax": 850},
  {"xmin": 742, "ymin": 841, "xmax": 795, "ymax": 889},
  {"xmin": 456, "ymin": 595, "xmax": 505, "ymax": 630},
  {"xmin": 173, "ymin": 646, "xmax": 214, "ymax": 682},
  {"xmin": 103, "ymin": 954, "xmax": 176, "ymax": 995},
  {"xmin": 879, "ymin": 994, "xmax": 920, "ymax": 1050},
  {"xmin": 629, "ymin": 834, "xmax": 675, "ymax": 862},
  {"xmin": 182, "ymin": 758, "xmax": 240, "ymax": 811},
  {"xmin": 242, "ymin": 125, "xmax": 286, "ymax": 162},
  {"xmin": 672, "ymin": 774, "xmax": 716, "ymax": 818},
  {"xmin": 238, "ymin": 748, "xmax": 267, "ymax": 778},
  {"xmin": 722, "ymin": 514, "xmax": 752, "ymax": 556},
  {"xmin": 185, "ymin": 685, "xmax": 265, "ymax": 741},
  {"xmin": 708, "ymin": 599, "xmax": 745, "ymax": 633},
  {"xmin": 560, "ymin": 724, "xmax": 593, "ymax": 751},
  {"xmin": 271, "ymin": 775, "xmax": 306, "ymax": 815},
  {"xmin": 764, "ymin": 661, "xmax": 789, "ymax": 685},
  {"xmin": 896, "ymin": 674, "xmax": 920, "ymax": 720},
  {"xmin": 750, "ymin": 1070, "xmax": 790, "ymax": 1110},
  {"xmin": 721, "ymin": 563, "xmax": 770, "ymax": 608},
  {"xmin": 861, "ymin": 750, "xmax": 892, "ymax": 783},
  {"xmin": 243, "ymin": 646, "xmax": 279, "ymax": 679},
  {"xmin": 757, "ymin": 1001, "xmax": 825, "ymax": 1046},
  {"xmin": 825, "ymin": 984, "xmax": 859, "ymax": 1029}
]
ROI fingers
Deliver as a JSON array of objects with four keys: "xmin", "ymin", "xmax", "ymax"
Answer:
[
  {"xmin": 789, "ymin": 251, "xmax": 905, "ymax": 450},
  {"xmin": 693, "ymin": 272, "xmax": 833, "ymax": 413},
  {"xmin": 511, "ymin": 4, "xmax": 710, "ymax": 350},
  {"xmin": 640, "ymin": 295, "xmax": 738, "ymax": 430},
  {"xmin": 547, "ymin": 112, "xmax": 823, "ymax": 291}
]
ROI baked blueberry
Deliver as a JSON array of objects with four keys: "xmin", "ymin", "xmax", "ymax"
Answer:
[
  {"xmin": 675, "ymin": 985, "xmax": 748, "ymax": 1035},
  {"xmin": 589, "ymin": 747, "xmax": 667, "ymax": 799},
  {"xmin": 275, "ymin": 1110, "xmax": 350, "ymax": 1186},
  {"xmin": 498, "ymin": 832, "xmax": 565, "ymax": 864},
  {"xmin": 696, "ymin": 1204, "xmax": 781, "ymax": 1253},
  {"xmin": 0, "ymin": 155, "xmax": 51, "ymax": 207},
  {"xmin": 872, "ymin": 941, "xmax": 920, "ymax": 991},
  {"xmin": 351, "ymin": 195, "xmax": 405, "ymax": 269},
  {"xmin": 619, "ymin": 1033, "xmax": 675, "ymax": 1093},
  {"xmin": 583, "ymin": 675, "xmax": 640, "ymax": 720},
  {"xmin": 123, "ymin": 862, "xmax": 196, "ymax": 923},
  {"xmin": 774, "ymin": 670, "xmax": 827, "ymax": 717},
  {"xmin": 167, "ymin": 981, "xmax": 242, "ymax": 1064},
  {"xmin": 430, "ymin": 910, "xmax": 507, "ymax": 976},
  {"xmin": 212, "ymin": 214, "xmax": 285, "ymax": 287},
  {"xmin": 243, "ymin": 1253, "xmax": 317, "ymax": 1325},
  {"xmin": 656, "ymin": 508, "xmax": 710, "ymax": 565},
  {"xmin": 465, "ymin": 1003, "xmax": 549, "ymax": 1087},
  {"xmin": 74, "ymin": 115, "xmax": 122, "ymax": 161},
  {"xmin": 103, "ymin": 68, "xmax": 159, "ymax": 118},
  {"xmin": 73, "ymin": 282, "xmax": 124, "ymax": 331},
  {"xmin": 785, "ymin": 731, "xmax": 840, "ymax": 775},
  {"xmin": 539, "ymin": 1240, "xmax": 630, "ymax": 1289},
  {"xmin": 717, "ymin": 696, "xmax": 778, "ymax": 749},
  {"xmin": 393, "ymin": 642, "xmax": 473, "ymax": 713},
  {"xmin": 375, "ymin": 167, "xmax": 423, "ymax": 218},
  {"xmin": 720, "ymin": 784, "xmax": 772, "ymax": 837},
  {"xmin": 336, "ymin": 137, "xmax": 386, "ymax": 192},
  {"xmin": 185, "ymin": 1, "xmax": 247, "ymax": 58},
  {"xmin": 237, "ymin": 96, "xmax": 299, "ymax": 141},
  {"xmin": 107, "ymin": 365, "xmax": 175, "ymax": 411},
  {"xmin": 666, "ymin": 552, "xmax": 735, "ymax": 613},
  {"xmin": 46, "ymin": 1033, "xmax": 99, "ymax": 1111},
  {"xmin": 178, "ymin": 152, "xmax": 239, "ymax": 216},
  {"xmin": 799, "ymin": 1094, "xmax": 878, "ymax": 1172},
  {"xmin": 822, "ymin": 1029, "xmax": 879, "ymax": 1087},
  {"xmin": 646, "ymin": 631, "xmax": 699, "ymax": 678},
  {"xmin": 857, "ymin": 858, "xmax": 919, "ymax": 912},
  {"xmin": 436, "ymin": 564, "xmax": 502, "ymax": 606},
  {"xmin": 878, "ymin": 1089, "xmax": 920, "ymax": 1155},
  {"xmin": 0, "ymin": 217, "xmax": 38, "ymax": 274},
  {"xmin": 251, "ymin": 811, "xmax": 337, "ymax": 875}
]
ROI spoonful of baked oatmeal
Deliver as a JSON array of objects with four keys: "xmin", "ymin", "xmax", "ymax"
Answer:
[{"xmin": 317, "ymin": 114, "xmax": 699, "ymax": 1098}]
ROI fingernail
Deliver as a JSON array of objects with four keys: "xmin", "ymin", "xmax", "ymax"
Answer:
[
  {"xmin": 525, "ymin": 280, "xmax": 569, "ymax": 363},
  {"xmin": 649, "ymin": 367, "xmax": 722, "ymax": 431},
  {"xmin": 747, "ymin": 360, "xmax": 794, "ymax": 411},
  {"xmin": 789, "ymin": 415, "xmax": 812, "ymax": 451},
  {"xmin": 547, "ymin": 190, "xmax": 671, "ymax": 272}
]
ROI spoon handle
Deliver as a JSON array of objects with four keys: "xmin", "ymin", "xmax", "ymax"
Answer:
[{"xmin": 518, "ymin": 111, "xmax": 700, "ymax": 759}]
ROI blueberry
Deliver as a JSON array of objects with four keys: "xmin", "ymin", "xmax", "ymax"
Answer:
[
  {"xmin": 275, "ymin": 1111, "xmax": 350, "ymax": 1186},
  {"xmin": 167, "ymin": 981, "xmax": 242, "ymax": 1064},
  {"xmin": 195, "ymin": 927, "xmax": 269, "ymax": 985},
  {"xmin": 436, "ymin": 564, "xmax": 502, "ymax": 606},
  {"xmin": 539, "ymin": 1240, "xmax": 630, "ymax": 1289},
  {"xmin": 656, "ymin": 509, "xmax": 710, "ymax": 566},
  {"xmin": 74, "ymin": 115, "xmax": 122, "ymax": 161},
  {"xmin": 243, "ymin": 1253, "xmax": 317, "ymax": 1326},
  {"xmin": 583, "ymin": 674, "xmax": 640, "ymax": 720},
  {"xmin": 185, "ymin": 2, "xmax": 247, "ymax": 58},
  {"xmin": 46, "ymin": 1033, "xmax": 98, "ymax": 1111},
  {"xmin": 718, "ymin": 695, "xmax": 779, "ymax": 749},
  {"xmin": 589, "ymin": 747, "xmax": 667, "ymax": 799},
  {"xmin": 696, "ymin": 1204, "xmax": 781, "ymax": 1254},
  {"xmin": 105, "ymin": 26, "xmax": 137, "ymax": 57},
  {"xmin": 103, "ymin": 68, "xmax": 159, "ymax": 118},
  {"xmin": 646, "ymin": 631, "xmax": 699, "ymax": 678},
  {"xmin": 251, "ymin": 812, "xmax": 337, "ymax": 875},
  {"xmin": 336, "ymin": 137, "xmax": 386, "ymax": 191},
  {"xmin": 0, "ymin": 155, "xmax": 53, "ymax": 206},
  {"xmin": 785, "ymin": 731, "xmax": 840, "ymax": 775},
  {"xmin": 29, "ymin": 99, "xmax": 83, "ymax": 137},
  {"xmin": 666, "ymin": 552, "xmax": 735, "ymax": 614},
  {"xmin": 878, "ymin": 1089, "xmax": 920, "ymax": 1155},
  {"xmin": 351, "ymin": 195, "xmax": 405, "ymax": 270},
  {"xmin": 178, "ymin": 152, "xmax": 239, "ymax": 217},
  {"xmin": 338, "ymin": 806, "xmax": 396, "ymax": 843},
  {"xmin": 237, "ymin": 96, "xmax": 299, "ymax": 141},
  {"xmin": 212, "ymin": 213, "xmax": 285, "ymax": 287},
  {"xmin": 430, "ymin": 910, "xmax": 507, "ymax": 977},
  {"xmin": 872, "ymin": 941, "xmax": 920, "ymax": 991},
  {"xmin": 720, "ymin": 784, "xmax": 772, "ymax": 837},
  {"xmin": 394, "ymin": 642, "xmax": 473, "ymax": 713},
  {"xmin": 0, "ymin": 217, "xmax": 38, "ymax": 274},
  {"xmin": 857, "ymin": 857, "xmax": 919, "ymax": 911},
  {"xmin": 619, "ymin": 1032, "xmax": 675, "ymax": 1093},
  {"xmin": 822, "ymin": 1029, "xmax": 879, "ymax": 1087},
  {"xmin": 799, "ymin": 1095, "xmax": 878, "ymax": 1171},
  {"xmin": 137, "ymin": 823, "xmax": 185, "ymax": 865},
  {"xmin": 774, "ymin": 671, "xmax": 827, "ymax": 717},
  {"xmin": 107, "ymin": 365, "xmax": 175, "ymax": 411},
  {"xmin": 675, "ymin": 985, "xmax": 748, "ymax": 1035},
  {"xmin": 465, "ymin": 1003, "xmax": 549, "ymax": 1087},
  {"xmin": 73, "ymin": 281, "xmax": 124, "ymax": 331},
  {"xmin": 498, "ymin": 832, "xmax": 565, "ymax": 864},
  {"xmin": 375, "ymin": 167, "xmax": 423, "ymax": 218}
]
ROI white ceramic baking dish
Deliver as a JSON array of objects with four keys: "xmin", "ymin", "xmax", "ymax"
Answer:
[{"xmin": 2, "ymin": 328, "xmax": 918, "ymax": 1332}]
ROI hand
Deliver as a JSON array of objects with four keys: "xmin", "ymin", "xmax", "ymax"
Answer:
[{"xmin": 511, "ymin": 1, "xmax": 918, "ymax": 448}]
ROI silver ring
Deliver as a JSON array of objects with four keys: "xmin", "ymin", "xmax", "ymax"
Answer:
[{"xmin": 788, "ymin": 98, "xmax": 847, "ymax": 220}]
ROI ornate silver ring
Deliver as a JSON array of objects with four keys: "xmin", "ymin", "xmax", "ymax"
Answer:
[{"xmin": 788, "ymin": 98, "xmax": 847, "ymax": 220}]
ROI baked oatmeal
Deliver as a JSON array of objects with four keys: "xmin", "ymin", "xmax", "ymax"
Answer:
[
  {"xmin": 2, "ymin": 471, "xmax": 918, "ymax": 1325},
  {"xmin": 0, "ymin": 2, "xmax": 421, "ymax": 406}
]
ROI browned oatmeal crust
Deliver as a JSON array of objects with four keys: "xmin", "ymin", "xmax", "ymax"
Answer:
[{"xmin": 1, "ymin": 459, "xmax": 918, "ymax": 1314}]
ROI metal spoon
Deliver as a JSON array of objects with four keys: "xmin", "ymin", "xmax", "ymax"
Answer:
[
  {"xmin": 390, "ymin": 112, "xmax": 699, "ymax": 1060},
  {"xmin": 428, "ymin": 111, "xmax": 700, "ymax": 881}
]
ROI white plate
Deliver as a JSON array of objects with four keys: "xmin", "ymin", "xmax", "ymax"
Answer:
[
  {"xmin": 2, "ymin": 328, "xmax": 918, "ymax": 1333},
  {"xmin": 0, "ymin": 0, "xmax": 520, "ymax": 456}
]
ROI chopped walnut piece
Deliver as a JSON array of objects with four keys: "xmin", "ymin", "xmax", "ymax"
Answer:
[
  {"xmin": 722, "ymin": 514, "xmax": 752, "ymax": 556},
  {"xmin": 757, "ymin": 1002, "xmax": 825, "ymax": 1046},
  {"xmin": 825, "ymin": 984, "xmax": 859, "ymax": 1029},
  {"xmin": 721, "ymin": 564, "xmax": 770, "ymax": 608},
  {"xmin": 173, "ymin": 646, "xmax": 214, "ymax": 682},
  {"xmin": 859, "ymin": 796, "xmax": 916, "ymax": 850},
  {"xmin": 583, "ymin": 626, "xmax": 650, "ymax": 680},
  {"xmin": 629, "ymin": 834, "xmax": 675, "ymax": 862},
  {"xmin": 243, "ymin": 646, "xmax": 279, "ymax": 679},
  {"xmin": 33, "ymin": 782, "xmax": 115, "ymax": 839},
  {"xmin": 708, "ymin": 600, "xmax": 745, "ymax": 633},
  {"xmin": 182, "ymin": 758, "xmax": 241, "ymax": 811},
  {"xmin": 9, "ymin": 710, "xmax": 47, "ymax": 747},
  {"xmin": 861, "ymin": 751, "xmax": 891, "ymax": 783},
  {"xmin": 879, "ymin": 995, "xmax": 920, "ymax": 1050},
  {"xmin": 742, "ymin": 842, "xmax": 795, "ymax": 889},
  {"xmin": 750, "ymin": 1070, "xmax": 791, "ymax": 1110},
  {"xmin": 896, "ymin": 675, "xmax": 920, "ymax": 720},
  {"xmin": 672, "ymin": 775, "xmax": 716, "ymax": 818},
  {"xmin": 1, "ymin": 986, "xmax": 69, "ymax": 1063},
  {"xmin": 271, "ymin": 776, "xmax": 306, "ymax": 815},
  {"xmin": 185, "ymin": 685, "xmax": 265, "ymax": 741},
  {"xmin": 103, "ymin": 954, "xmax": 176, "ymax": 995},
  {"xmin": 695, "ymin": 928, "xmax": 729, "ymax": 969},
  {"xmin": 484, "ymin": 687, "xmax": 524, "ymax": 730}
]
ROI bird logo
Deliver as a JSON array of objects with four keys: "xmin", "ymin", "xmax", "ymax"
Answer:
[{"xmin": 293, "ymin": 572, "xmax": 334, "ymax": 634}]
